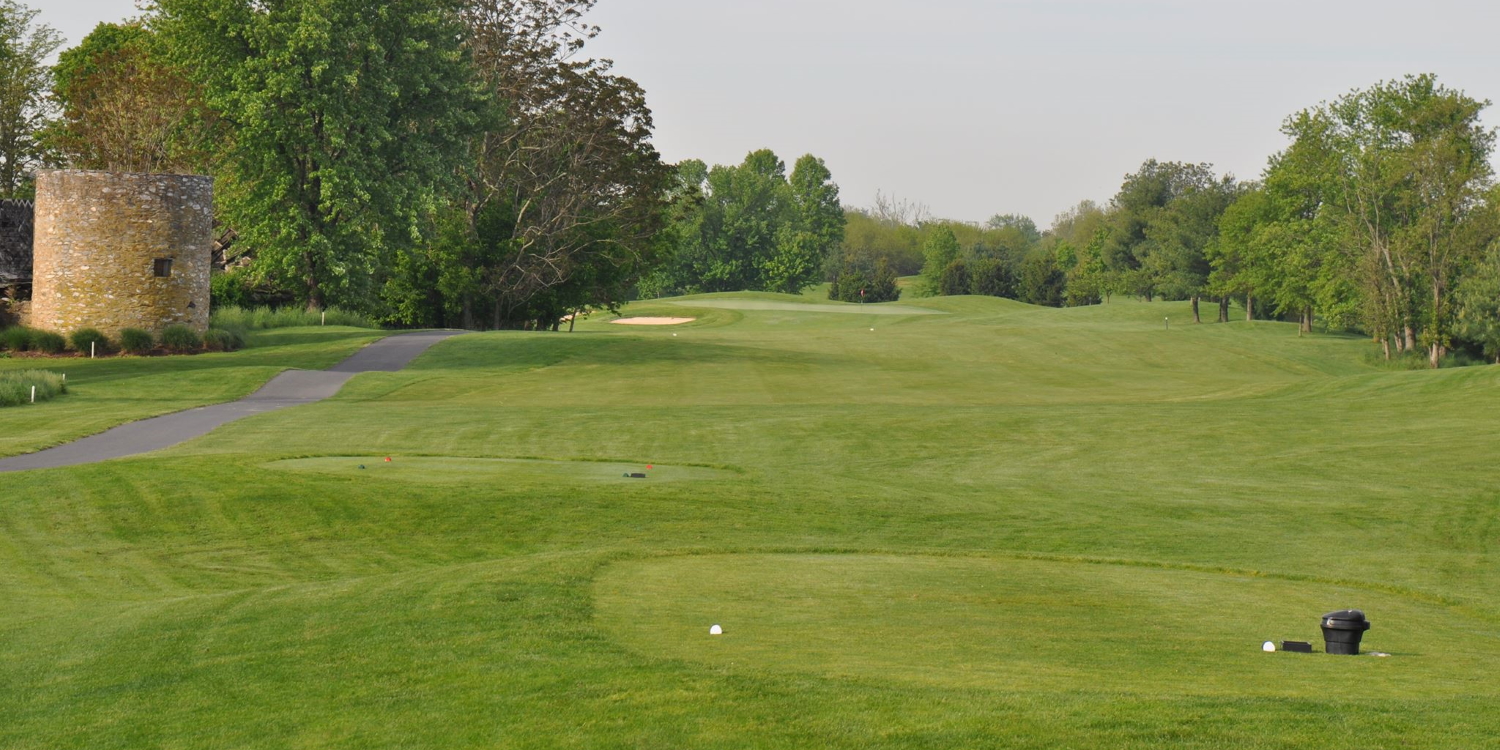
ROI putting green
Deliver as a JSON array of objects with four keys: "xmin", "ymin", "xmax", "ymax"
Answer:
[
  {"xmin": 595, "ymin": 553, "xmax": 1500, "ymax": 699},
  {"xmin": 265, "ymin": 456, "xmax": 734, "ymax": 484}
]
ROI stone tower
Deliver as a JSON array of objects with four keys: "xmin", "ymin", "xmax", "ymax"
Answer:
[{"xmin": 31, "ymin": 170, "xmax": 213, "ymax": 337}]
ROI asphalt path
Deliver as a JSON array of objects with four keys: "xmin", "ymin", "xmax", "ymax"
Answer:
[{"xmin": 0, "ymin": 330, "xmax": 463, "ymax": 473}]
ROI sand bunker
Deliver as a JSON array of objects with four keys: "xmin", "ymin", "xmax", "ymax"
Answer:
[
  {"xmin": 665, "ymin": 300, "xmax": 945, "ymax": 316},
  {"xmin": 611, "ymin": 317, "xmax": 696, "ymax": 326}
]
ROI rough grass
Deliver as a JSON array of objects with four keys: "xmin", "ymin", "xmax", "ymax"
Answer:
[
  {"xmin": 1, "ymin": 295, "xmax": 1498, "ymax": 748},
  {"xmin": 0, "ymin": 369, "xmax": 66, "ymax": 407},
  {"xmin": 212, "ymin": 304, "xmax": 379, "ymax": 331}
]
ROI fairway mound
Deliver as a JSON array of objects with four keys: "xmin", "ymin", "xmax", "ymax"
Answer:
[
  {"xmin": 596, "ymin": 553, "xmax": 1500, "ymax": 699},
  {"xmin": 611, "ymin": 317, "xmax": 697, "ymax": 326},
  {"xmin": 265, "ymin": 456, "xmax": 733, "ymax": 484}
]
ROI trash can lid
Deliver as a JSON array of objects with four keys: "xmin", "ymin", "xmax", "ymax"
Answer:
[{"xmin": 1322, "ymin": 609, "xmax": 1368, "ymax": 622}]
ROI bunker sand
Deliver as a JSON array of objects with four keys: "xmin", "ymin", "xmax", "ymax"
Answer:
[
  {"xmin": 611, "ymin": 317, "xmax": 697, "ymax": 326},
  {"xmin": 666, "ymin": 299, "xmax": 945, "ymax": 315}
]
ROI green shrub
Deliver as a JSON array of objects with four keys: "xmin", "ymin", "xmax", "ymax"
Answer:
[
  {"xmin": 119, "ymin": 328, "xmax": 156, "ymax": 355},
  {"xmin": 160, "ymin": 324, "xmax": 203, "ymax": 353},
  {"xmin": 0, "ymin": 370, "xmax": 67, "ymax": 407},
  {"xmin": 969, "ymin": 258, "xmax": 1015, "ymax": 298},
  {"xmin": 938, "ymin": 259, "xmax": 972, "ymax": 296},
  {"xmin": 203, "ymin": 327, "xmax": 247, "ymax": 352},
  {"xmin": 1, "ymin": 326, "xmax": 34, "ymax": 352},
  {"xmin": 829, "ymin": 260, "xmax": 901, "ymax": 304},
  {"xmin": 210, "ymin": 305, "xmax": 377, "ymax": 331},
  {"xmin": 210, "ymin": 268, "xmax": 253, "ymax": 309},
  {"xmin": 30, "ymin": 331, "xmax": 67, "ymax": 355},
  {"xmin": 70, "ymin": 328, "xmax": 113, "ymax": 355}
]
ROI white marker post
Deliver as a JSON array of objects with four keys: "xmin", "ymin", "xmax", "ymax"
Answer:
[
  {"xmin": 1165, "ymin": 317, "xmax": 1170, "ymax": 331},
  {"xmin": 321, "ymin": 311, "xmax": 326, "ymax": 326},
  {"xmin": 91, "ymin": 341, "xmax": 96, "ymax": 359},
  {"xmin": 31, "ymin": 385, "xmax": 36, "ymax": 403}
]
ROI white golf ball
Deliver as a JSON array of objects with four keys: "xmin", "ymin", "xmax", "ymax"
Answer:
[{"xmin": 709, "ymin": 624, "xmax": 723, "ymax": 635}]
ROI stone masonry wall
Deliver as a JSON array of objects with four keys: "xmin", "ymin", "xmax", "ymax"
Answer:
[{"xmin": 31, "ymin": 170, "xmax": 213, "ymax": 337}]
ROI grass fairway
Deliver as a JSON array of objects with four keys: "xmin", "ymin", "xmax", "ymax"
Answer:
[{"xmin": 2, "ymin": 294, "xmax": 1499, "ymax": 748}]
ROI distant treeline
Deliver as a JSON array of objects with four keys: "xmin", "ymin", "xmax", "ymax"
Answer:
[
  {"xmin": 4, "ymin": 0, "xmax": 1497, "ymax": 359},
  {"xmin": 829, "ymin": 75, "xmax": 1500, "ymax": 367}
]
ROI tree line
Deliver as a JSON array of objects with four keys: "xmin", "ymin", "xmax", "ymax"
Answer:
[
  {"xmin": 838, "ymin": 75, "xmax": 1498, "ymax": 367},
  {"xmin": 2, "ymin": 0, "xmax": 1497, "ymax": 358},
  {"xmin": 2, "ymin": 0, "xmax": 695, "ymax": 330}
]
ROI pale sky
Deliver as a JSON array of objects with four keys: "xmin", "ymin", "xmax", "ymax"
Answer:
[{"xmin": 42, "ymin": 0, "xmax": 1500, "ymax": 227}]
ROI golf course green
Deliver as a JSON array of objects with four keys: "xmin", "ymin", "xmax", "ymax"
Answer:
[{"xmin": 2, "ymin": 292, "xmax": 1498, "ymax": 748}]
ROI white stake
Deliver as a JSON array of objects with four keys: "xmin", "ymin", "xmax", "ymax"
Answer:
[
  {"xmin": 321, "ymin": 311, "xmax": 326, "ymax": 326},
  {"xmin": 31, "ymin": 385, "xmax": 36, "ymax": 403},
  {"xmin": 91, "ymin": 341, "xmax": 96, "ymax": 358}
]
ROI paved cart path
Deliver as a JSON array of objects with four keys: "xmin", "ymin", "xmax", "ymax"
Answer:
[{"xmin": 0, "ymin": 331, "xmax": 463, "ymax": 473}]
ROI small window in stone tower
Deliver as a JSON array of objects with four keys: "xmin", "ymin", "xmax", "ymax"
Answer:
[{"xmin": 154, "ymin": 258, "xmax": 173, "ymax": 278}]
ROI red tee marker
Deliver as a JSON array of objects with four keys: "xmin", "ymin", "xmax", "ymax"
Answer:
[
  {"xmin": 384, "ymin": 457, "xmax": 392, "ymax": 463},
  {"xmin": 646, "ymin": 464, "xmax": 654, "ymax": 470}
]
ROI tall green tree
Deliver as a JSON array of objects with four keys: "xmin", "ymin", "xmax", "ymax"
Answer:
[
  {"xmin": 760, "ymin": 154, "xmax": 844, "ymax": 294},
  {"xmin": 986, "ymin": 213, "xmax": 1040, "ymax": 243},
  {"xmin": 1320, "ymin": 75, "xmax": 1496, "ymax": 365},
  {"xmin": 1106, "ymin": 160, "xmax": 1221, "ymax": 302},
  {"xmin": 154, "ymin": 0, "xmax": 487, "ymax": 310},
  {"xmin": 917, "ymin": 225, "xmax": 960, "ymax": 296},
  {"xmin": 49, "ymin": 22, "xmax": 218, "ymax": 174},
  {"xmin": 441, "ymin": 0, "xmax": 670, "ymax": 329},
  {"xmin": 1140, "ymin": 170, "xmax": 1240, "ymax": 322},
  {"xmin": 652, "ymin": 149, "xmax": 842, "ymax": 296},
  {"xmin": 1456, "ymin": 239, "xmax": 1500, "ymax": 363},
  {"xmin": 0, "ymin": 1, "xmax": 61, "ymax": 198}
]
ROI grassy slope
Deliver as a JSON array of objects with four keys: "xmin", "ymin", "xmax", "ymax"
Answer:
[
  {"xmin": 2, "ymin": 296, "xmax": 1498, "ymax": 748},
  {"xmin": 0, "ymin": 327, "xmax": 385, "ymax": 457}
]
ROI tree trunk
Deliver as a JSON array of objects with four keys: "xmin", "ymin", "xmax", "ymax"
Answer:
[
  {"xmin": 1192, "ymin": 296, "xmax": 1201, "ymax": 324},
  {"xmin": 1245, "ymin": 295, "xmax": 1254, "ymax": 322},
  {"xmin": 1382, "ymin": 338, "xmax": 1391, "ymax": 361},
  {"xmin": 1300, "ymin": 308, "xmax": 1313, "ymax": 336},
  {"xmin": 1403, "ymin": 326, "xmax": 1416, "ymax": 353},
  {"xmin": 568, "ymin": 310, "xmax": 577, "ymax": 333},
  {"xmin": 305, "ymin": 263, "xmax": 323, "ymax": 312},
  {"xmin": 1429, "ymin": 343, "xmax": 1443, "ymax": 369},
  {"xmin": 1218, "ymin": 297, "xmax": 1229, "ymax": 323}
]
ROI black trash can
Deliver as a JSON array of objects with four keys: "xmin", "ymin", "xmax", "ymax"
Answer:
[{"xmin": 1321, "ymin": 610, "xmax": 1371, "ymax": 655}]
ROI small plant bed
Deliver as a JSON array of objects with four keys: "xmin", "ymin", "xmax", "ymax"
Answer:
[
  {"xmin": 0, "ymin": 325, "xmax": 248, "ymax": 358},
  {"xmin": 0, "ymin": 369, "xmax": 67, "ymax": 407}
]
